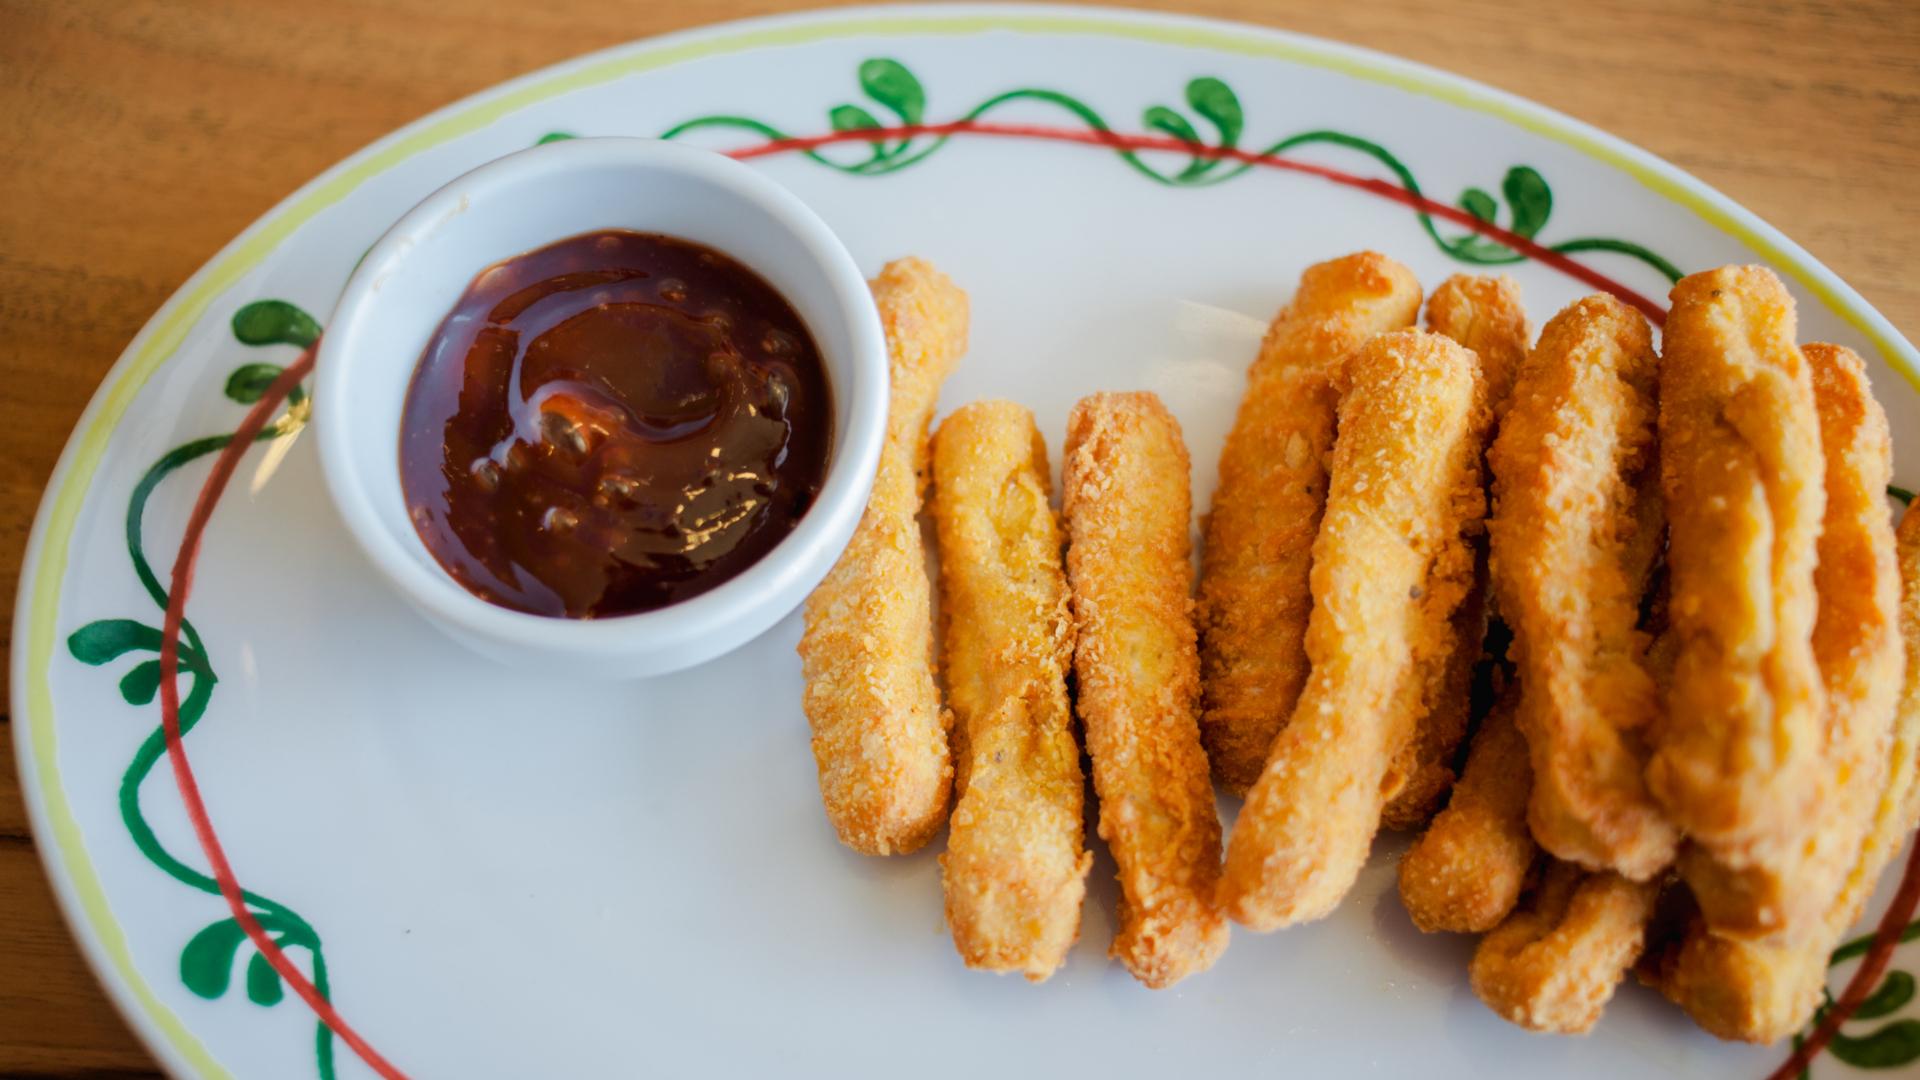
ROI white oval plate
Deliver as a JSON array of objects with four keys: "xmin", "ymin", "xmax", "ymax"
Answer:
[{"xmin": 15, "ymin": 7, "xmax": 1920, "ymax": 1078}]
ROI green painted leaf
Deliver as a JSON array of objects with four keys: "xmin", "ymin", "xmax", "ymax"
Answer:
[
  {"xmin": 858, "ymin": 58, "xmax": 924, "ymax": 125},
  {"xmin": 1834, "ymin": 920, "xmax": 1920, "ymax": 966},
  {"xmin": 1830, "ymin": 1019, "xmax": 1920, "ymax": 1069},
  {"xmin": 180, "ymin": 918, "xmax": 248, "ymax": 999},
  {"xmin": 536, "ymin": 131, "xmax": 576, "ymax": 144},
  {"xmin": 119, "ymin": 659, "xmax": 162, "ymax": 706},
  {"xmin": 1461, "ymin": 188, "xmax": 1499, "ymax": 223},
  {"xmin": 224, "ymin": 363, "xmax": 286, "ymax": 404},
  {"xmin": 245, "ymin": 950, "xmax": 284, "ymax": 1006},
  {"xmin": 1451, "ymin": 236, "xmax": 1521, "ymax": 263},
  {"xmin": 1856, "ymin": 970, "xmax": 1917, "ymax": 1020},
  {"xmin": 68, "ymin": 619, "xmax": 162, "ymax": 665},
  {"xmin": 829, "ymin": 104, "xmax": 882, "ymax": 132},
  {"xmin": 231, "ymin": 300, "xmax": 320, "ymax": 350},
  {"xmin": 1143, "ymin": 105, "xmax": 1202, "ymax": 146},
  {"xmin": 1185, "ymin": 77, "xmax": 1243, "ymax": 148},
  {"xmin": 1892, "ymin": 484, "xmax": 1915, "ymax": 506},
  {"xmin": 1502, "ymin": 166, "xmax": 1553, "ymax": 239}
]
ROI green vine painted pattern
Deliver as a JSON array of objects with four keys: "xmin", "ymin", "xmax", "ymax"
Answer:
[
  {"xmin": 1793, "ymin": 918, "xmax": 1920, "ymax": 1075},
  {"xmin": 566, "ymin": 58, "xmax": 1686, "ymax": 283},
  {"xmin": 66, "ymin": 300, "xmax": 334, "ymax": 1079},
  {"xmin": 50, "ymin": 62, "xmax": 1915, "ymax": 1079}
]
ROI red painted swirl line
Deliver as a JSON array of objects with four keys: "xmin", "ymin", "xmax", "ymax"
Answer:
[
  {"xmin": 153, "ymin": 124, "xmax": 1907, "ymax": 1080},
  {"xmin": 157, "ymin": 346, "xmax": 409, "ymax": 1080},
  {"xmin": 147, "ymin": 343, "xmax": 1920, "ymax": 1080},
  {"xmin": 726, "ymin": 119, "xmax": 1670, "ymax": 326}
]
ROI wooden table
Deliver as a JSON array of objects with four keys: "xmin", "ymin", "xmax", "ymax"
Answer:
[{"xmin": 2, "ymin": 1, "xmax": 1915, "ymax": 1073}]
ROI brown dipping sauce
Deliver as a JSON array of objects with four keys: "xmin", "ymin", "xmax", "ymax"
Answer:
[{"xmin": 399, "ymin": 229, "xmax": 832, "ymax": 618}]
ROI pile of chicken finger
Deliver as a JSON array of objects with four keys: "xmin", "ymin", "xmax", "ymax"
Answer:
[{"xmin": 796, "ymin": 253, "xmax": 1920, "ymax": 1044}]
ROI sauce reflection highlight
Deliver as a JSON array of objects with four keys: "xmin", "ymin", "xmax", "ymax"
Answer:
[{"xmin": 399, "ymin": 229, "xmax": 833, "ymax": 618}]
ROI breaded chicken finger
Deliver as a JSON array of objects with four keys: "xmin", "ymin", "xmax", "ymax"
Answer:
[
  {"xmin": 1651, "ymin": 349, "xmax": 1907, "ymax": 1042},
  {"xmin": 1197, "ymin": 253, "xmax": 1422, "ymax": 793},
  {"xmin": 1648, "ymin": 267, "xmax": 1828, "ymax": 929},
  {"xmin": 1470, "ymin": 862, "xmax": 1659, "ymax": 1034},
  {"xmin": 1469, "ymin": 609, "xmax": 1671, "ymax": 1035},
  {"xmin": 1383, "ymin": 273, "xmax": 1531, "ymax": 829},
  {"xmin": 933, "ymin": 401, "xmax": 1091, "ymax": 982},
  {"xmin": 798, "ymin": 258, "xmax": 966, "ymax": 855},
  {"xmin": 1063, "ymin": 392, "xmax": 1229, "ymax": 987},
  {"xmin": 1398, "ymin": 682, "xmax": 1538, "ymax": 934},
  {"xmin": 1426, "ymin": 272, "xmax": 1529, "ymax": 413},
  {"xmin": 1899, "ymin": 503, "xmax": 1920, "ymax": 834},
  {"xmin": 1219, "ymin": 330, "xmax": 1491, "ymax": 930},
  {"xmin": 1490, "ymin": 295, "xmax": 1677, "ymax": 880},
  {"xmin": 1475, "ymin": 553, "xmax": 1666, "ymax": 1029},
  {"xmin": 1681, "ymin": 343, "xmax": 1901, "ymax": 940}
]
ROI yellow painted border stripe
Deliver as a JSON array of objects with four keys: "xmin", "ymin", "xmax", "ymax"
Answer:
[{"xmin": 19, "ymin": 9, "xmax": 1917, "ymax": 1078}]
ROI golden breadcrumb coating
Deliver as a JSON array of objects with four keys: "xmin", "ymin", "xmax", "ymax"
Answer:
[
  {"xmin": 1425, "ymin": 272, "xmax": 1529, "ymax": 414},
  {"xmin": 1648, "ymin": 267, "xmax": 1829, "ymax": 936},
  {"xmin": 1649, "ymin": 347, "xmax": 1907, "ymax": 1043},
  {"xmin": 798, "ymin": 258, "xmax": 966, "ymax": 855},
  {"xmin": 1680, "ymin": 343, "xmax": 1901, "ymax": 940},
  {"xmin": 1646, "ymin": 923, "xmax": 1819, "ymax": 1044},
  {"xmin": 1063, "ymin": 392, "xmax": 1229, "ymax": 987},
  {"xmin": 1471, "ymin": 861, "xmax": 1659, "ymax": 1034},
  {"xmin": 933, "ymin": 401, "xmax": 1091, "ymax": 982},
  {"xmin": 1488, "ymin": 294, "xmax": 1677, "ymax": 880},
  {"xmin": 1382, "ymin": 273, "xmax": 1531, "ymax": 829},
  {"xmin": 1219, "ymin": 330, "xmax": 1490, "ymax": 930},
  {"xmin": 1900, "ymin": 503, "xmax": 1920, "ymax": 838},
  {"xmin": 1398, "ymin": 683, "xmax": 1538, "ymax": 933},
  {"xmin": 1197, "ymin": 252, "xmax": 1422, "ymax": 794}
]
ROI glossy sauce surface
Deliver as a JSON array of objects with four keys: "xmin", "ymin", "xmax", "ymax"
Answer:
[{"xmin": 399, "ymin": 230, "xmax": 832, "ymax": 618}]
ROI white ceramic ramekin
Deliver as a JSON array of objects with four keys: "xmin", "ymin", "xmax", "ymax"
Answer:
[{"xmin": 315, "ymin": 137, "xmax": 886, "ymax": 678}]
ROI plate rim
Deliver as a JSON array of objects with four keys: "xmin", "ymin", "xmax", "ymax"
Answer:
[{"xmin": 14, "ymin": 5, "xmax": 1915, "ymax": 1077}]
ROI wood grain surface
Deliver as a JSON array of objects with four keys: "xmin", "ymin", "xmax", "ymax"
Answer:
[{"xmin": 1, "ymin": 0, "xmax": 1916, "ymax": 1074}]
